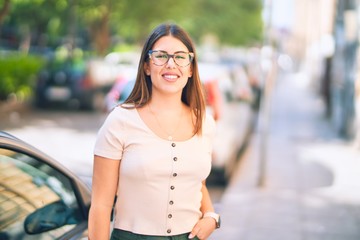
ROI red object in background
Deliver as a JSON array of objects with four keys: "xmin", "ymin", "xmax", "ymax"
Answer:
[{"xmin": 203, "ymin": 79, "xmax": 222, "ymax": 121}]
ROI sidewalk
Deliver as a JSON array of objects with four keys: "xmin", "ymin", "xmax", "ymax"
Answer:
[
  {"xmin": 210, "ymin": 71, "xmax": 360, "ymax": 240},
  {"xmin": 0, "ymin": 98, "xmax": 29, "ymax": 129}
]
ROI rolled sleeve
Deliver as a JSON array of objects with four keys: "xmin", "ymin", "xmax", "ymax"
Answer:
[{"xmin": 94, "ymin": 109, "xmax": 125, "ymax": 160}]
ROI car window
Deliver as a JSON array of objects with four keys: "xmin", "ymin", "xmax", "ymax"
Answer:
[{"xmin": 0, "ymin": 148, "xmax": 85, "ymax": 240}]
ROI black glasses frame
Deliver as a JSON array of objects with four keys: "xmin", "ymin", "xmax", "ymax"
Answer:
[{"xmin": 148, "ymin": 50, "xmax": 194, "ymax": 67}]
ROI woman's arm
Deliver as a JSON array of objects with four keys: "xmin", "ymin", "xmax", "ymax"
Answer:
[
  {"xmin": 200, "ymin": 180, "xmax": 215, "ymax": 214},
  {"xmin": 88, "ymin": 155, "xmax": 120, "ymax": 240},
  {"xmin": 189, "ymin": 180, "xmax": 217, "ymax": 239}
]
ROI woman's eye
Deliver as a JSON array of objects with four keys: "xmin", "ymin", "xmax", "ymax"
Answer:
[
  {"xmin": 175, "ymin": 55, "xmax": 186, "ymax": 59},
  {"xmin": 156, "ymin": 54, "xmax": 168, "ymax": 59}
]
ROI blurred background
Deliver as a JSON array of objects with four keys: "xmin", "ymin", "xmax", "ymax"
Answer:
[
  {"xmin": 1, "ymin": 0, "xmax": 360, "ymax": 239},
  {"xmin": 0, "ymin": 0, "xmax": 359, "ymax": 140}
]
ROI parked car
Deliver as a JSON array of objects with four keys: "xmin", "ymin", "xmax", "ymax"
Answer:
[
  {"xmin": 35, "ymin": 57, "xmax": 81, "ymax": 109},
  {"xmin": 105, "ymin": 77, "xmax": 136, "ymax": 112},
  {"xmin": 35, "ymin": 51, "xmax": 139, "ymax": 111},
  {"xmin": 35, "ymin": 57, "xmax": 109, "ymax": 111},
  {"xmin": 199, "ymin": 62, "xmax": 257, "ymax": 185},
  {"xmin": 0, "ymin": 131, "xmax": 91, "ymax": 239}
]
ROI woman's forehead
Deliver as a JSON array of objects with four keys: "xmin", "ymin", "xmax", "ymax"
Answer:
[{"xmin": 152, "ymin": 36, "xmax": 189, "ymax": 52}]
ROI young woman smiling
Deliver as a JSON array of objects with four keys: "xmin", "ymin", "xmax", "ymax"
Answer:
[{"xmin": 89, "ymin": 23, "xmax": 220, "ymax": 240}]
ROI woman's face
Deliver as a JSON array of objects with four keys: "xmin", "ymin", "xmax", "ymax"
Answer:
[{"xmin": 144, "ymin": 36, "xmax": 193, "ymax": 97}]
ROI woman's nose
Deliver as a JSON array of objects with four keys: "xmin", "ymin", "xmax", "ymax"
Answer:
[{"xmin": 166, "ymin": 57, "xmax": 176, "ymax": 68}]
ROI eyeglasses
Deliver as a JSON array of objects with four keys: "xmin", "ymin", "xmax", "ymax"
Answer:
[{"xmin": 148, "ymin": 50, "xmax": 194, "ymax": 67}]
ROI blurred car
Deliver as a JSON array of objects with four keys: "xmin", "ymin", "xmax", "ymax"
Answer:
[
  {"xmin": 103, "ymin": 52, "xmax": 138, "ymax": 111},
  {"xmin": 0, "ymin": 131, "xmax": 91, "ymax": 239},
  {"xmin": 105, "ymin": 77, "xmax": 136, "ymax": 112},
  {"xmin": 35, "ymin": 51, "xmax": 139, "ymax": 111},
  {"xmin": 35, "ymin": 57, "xmax": 112, "ymax": 111},
  {"xmin": 199, "ymin": 62, "xmax": 257, "ymax": 185}
]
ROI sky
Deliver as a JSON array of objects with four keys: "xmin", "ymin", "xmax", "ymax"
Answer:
[{"xmin": 263, "ymin": 0, "xmax": 295, "ymax": 30}]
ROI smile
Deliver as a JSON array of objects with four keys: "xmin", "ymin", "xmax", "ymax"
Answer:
[{"xmin": 163, "ymin": 74, "xmax": 179, "ymax": 80}]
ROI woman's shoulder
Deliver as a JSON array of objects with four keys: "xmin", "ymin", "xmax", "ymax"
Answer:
[
  {"xmin": 111, "ymin": 103, "xmax": 136, "ymax": 114},
  {"xmin": 106, "ymin": 104, "xmax": 137, "ymax": 122}
]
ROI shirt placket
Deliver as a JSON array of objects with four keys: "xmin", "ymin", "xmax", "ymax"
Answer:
[{"xmin": 166, "ymin": 141, "xmax": 178, "ymax": 235}]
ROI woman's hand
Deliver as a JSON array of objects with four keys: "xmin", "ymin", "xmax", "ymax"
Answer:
[{"xmin": 188, "ymin": 217, "xmax": 217, "ymax": 239}]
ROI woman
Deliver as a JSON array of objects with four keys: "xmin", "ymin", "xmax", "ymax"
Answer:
[{"xmin": 89, "ymin": 23, "xmax": 220, "ymax": 240}]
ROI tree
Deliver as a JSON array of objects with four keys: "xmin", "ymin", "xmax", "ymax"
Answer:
[
  {"xmin": 3, "ymin": 0, "xmax": 71, "ymax": 50},
  {"xmin": 3, "ymin": 0, "xmax": 264, "ymax": 55},
  {"xmin": 189, "ymin": 0, "xmax": 263, "ymax": 46},
  {"xmin": 0, "ymin": 0, "xmax": 11, "ymax": 29},
  {"xmin": 76, "ymin": 0, "xmax": 120, "ymax": 55},
  {"xmin": 113, "ymin": 0, "xmax": 192, "ymax": 43},
  {"xmin": 76, "ymin": 0, "xmax": 192, "ymax": 54}
]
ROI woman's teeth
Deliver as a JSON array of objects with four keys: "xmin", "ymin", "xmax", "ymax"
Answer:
[{"xmin": 164, "ymin": 75, "xmax": 178, "ymax": 79}]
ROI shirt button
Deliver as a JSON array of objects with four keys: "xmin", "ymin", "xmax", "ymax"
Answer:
[
  {"xmin": 169, "ymin": 200, "xmax": 174, "ymax": 205},
  {"xmin": 170, "ymin": 186, "xmax": 175, "ymax": 190},
  {"xmin": 167, "ymin": 229, "xmax": 171, "ymax": 234},
  {"xmin": 171, "ymin": 143, "xmax": 176, "ymax": 147},
  {"xmin": 173, "ymin": 157, "xmax": 177, "ymax": 161},
  {"xmin": 168, "ymin": 214, "xmax": 172, "ymax": 218},
  {"xmin": 173, "ymin": 173, "xmax": 177, "ymax": 177}
]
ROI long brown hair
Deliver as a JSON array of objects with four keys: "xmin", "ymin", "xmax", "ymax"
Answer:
[{"xmin": 123, "ymin": 23, "xmax": 206, "ymax": 135}]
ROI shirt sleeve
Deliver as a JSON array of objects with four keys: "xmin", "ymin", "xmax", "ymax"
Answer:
[{"xmin": 93, "ymin": 108, "xmax": 125, "ymax": 160}]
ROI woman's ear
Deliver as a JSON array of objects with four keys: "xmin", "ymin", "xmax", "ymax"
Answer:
[
  {"xmin": 144, "ymin": 63, "xmax": 150, "ymax": 76},
  {"xmin": 188, "ymin": 66, "xmax": 193, "ymax": 78}
]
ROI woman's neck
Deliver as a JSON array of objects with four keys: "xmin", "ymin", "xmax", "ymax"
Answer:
[{"xmin": 149, "ymin": 94, "xmax": 184, "ymax": 111}]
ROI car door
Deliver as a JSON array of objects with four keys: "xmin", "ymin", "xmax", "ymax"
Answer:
[{"xmin": 0, "ymin": 132, "xmax": 91, "ymax": 240}]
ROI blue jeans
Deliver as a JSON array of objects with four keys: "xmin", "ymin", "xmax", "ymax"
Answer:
[{"xmin": 110, "ymin": 228, "xmax": 200, "ymax": 240}]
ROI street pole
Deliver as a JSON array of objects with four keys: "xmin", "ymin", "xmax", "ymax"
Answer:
[{"xmin": 257, "ymin": 0, "xmax": 275, "ymax": 188}]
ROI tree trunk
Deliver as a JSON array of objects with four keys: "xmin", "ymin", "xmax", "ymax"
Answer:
[
  {"xmin": 0, "ymin": 0, "xmax": 11, "ymax": 35},
  {"xmin": 97, "ymin": 13, "xmax": 110, "ymax": 56},
  {"xmin": 91, "ymin": 10, "xmax": 110, "ymax": 56}
]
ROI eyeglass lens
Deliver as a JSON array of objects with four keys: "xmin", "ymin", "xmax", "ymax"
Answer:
[{"xmin": 150, "ymin": 51, "xmax": 193, "ymax": 67}]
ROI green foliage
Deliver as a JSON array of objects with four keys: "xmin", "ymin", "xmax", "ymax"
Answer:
[
  {"xmin": 0, "ymin": 53, "xmax": 45, "ymax": 100},
  {"xmin": 189, "ymin": 0, "xmax": 264, "ymax": 46},
  {"xmin": 5, "ymin": 0, "xmax": 74, "ymax": 47},
  {"xmin": 112, "ymin": 0, "xmax": 192, "ymax": 43},
  {"xmin": 4, "ymin": 0, "xmax": 264, "ymax": 53}
]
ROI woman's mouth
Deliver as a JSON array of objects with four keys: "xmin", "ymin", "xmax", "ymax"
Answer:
[{"xmin": 163, "ymin": 74, "xmax": 179, "ymax": 81}]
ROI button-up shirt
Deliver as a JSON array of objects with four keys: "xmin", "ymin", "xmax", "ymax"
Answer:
[{"xmin": 94, "ymin": 106, "xmax": 216, "ymax": 236}]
